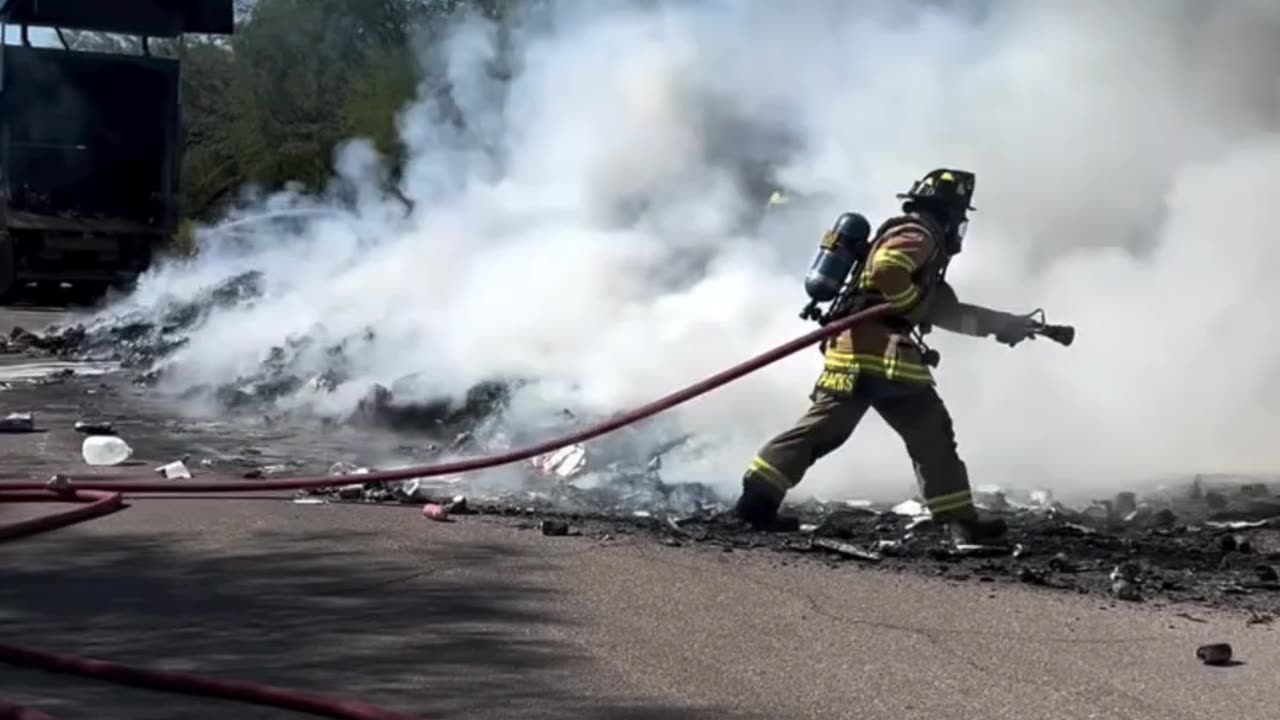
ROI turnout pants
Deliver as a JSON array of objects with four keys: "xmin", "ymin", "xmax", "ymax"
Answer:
[{"xmin": 746, "ymin": 379, "xmax": 976, "ymax": 521}]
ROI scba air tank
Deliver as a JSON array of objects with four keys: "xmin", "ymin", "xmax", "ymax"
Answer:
[{"xmin": 804, "ymin": 212, "xmax": 871, "ymax": 302}]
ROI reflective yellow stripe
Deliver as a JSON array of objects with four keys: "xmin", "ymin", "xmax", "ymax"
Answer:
[
  {"xmin": 873, "ymin": 249, "xmax": 916, "ymax": 272},
  {"xmin": 884, "ymin": 284, "xmax": 920, "ymax": 309},
  {"xmin": 926, "ymin": 490, "xmax": 974, "ymax": 514},
  {"xmin": 748, "ymin": 456, "xmax": 792, "ymax": 490},
  {"xmin": 823, "ymin": 352, "xmax": 933, "ymax": 383},
  {"xmin": 815, "ymin": 369, "xmax": 856, "ymax": 394}
]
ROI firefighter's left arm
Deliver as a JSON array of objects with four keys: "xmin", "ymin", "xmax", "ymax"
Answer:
[
  {"xmin": 866, "ymin": 229, "xmax": 931, "ymax": 314},
  {"xmin": 928, "ymin": 280, "xmax": 1037, "ymax": 345}
]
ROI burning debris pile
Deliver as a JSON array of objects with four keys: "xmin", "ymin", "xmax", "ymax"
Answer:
[
  {"xmin": 6, "ymin": 271, "xmax": 266, "ymax": 367},
  {"xmin": 5, "ymin": 271, "xmax": 519, "ymax": 440}
]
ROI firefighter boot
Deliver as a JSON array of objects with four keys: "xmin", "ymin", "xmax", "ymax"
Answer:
[
  {"xmin": 948, "ymin": 515, "xmax": 1009, "ymax": 545},
  {"xmin": 733, "ymin": 475, "xmax": 800, "ymax": 532}
]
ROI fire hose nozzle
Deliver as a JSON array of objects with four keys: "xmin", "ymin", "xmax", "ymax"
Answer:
[
  {"xmin": 1035, "ymin": 323, "xmax": 1074, "ymax": 347},
  {"xmin": 1026, "ymin": 309, "xmax": 1074, "ymax": 347}
]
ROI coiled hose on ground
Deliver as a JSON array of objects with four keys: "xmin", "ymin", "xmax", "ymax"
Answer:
[{"xmin": 0, "ymin": 303, "xmax": 892, "ymax": 720}]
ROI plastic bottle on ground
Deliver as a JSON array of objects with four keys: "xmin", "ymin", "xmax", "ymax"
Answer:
[{"xmin": 82, "ymin": 435, "xmax": 134, "ymax": 466}]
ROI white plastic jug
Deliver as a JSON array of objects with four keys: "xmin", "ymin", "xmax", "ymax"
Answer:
[{"xmin": 82, "ymin": 435, "xmax": 134, "ymax": 466}]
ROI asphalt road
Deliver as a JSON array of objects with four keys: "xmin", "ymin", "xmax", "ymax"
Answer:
[
  {"xmin": 2, "ymin": 307, "xmax": 1277, "ymax": 720},
  {"xmin": 0, "ymin": 304, "xmax": 73, "ymax": 336}
]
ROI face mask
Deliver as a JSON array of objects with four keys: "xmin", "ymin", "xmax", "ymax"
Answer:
[{"xmin": 946, "ymin": 219, "xmax": 968, "ymax": 255}]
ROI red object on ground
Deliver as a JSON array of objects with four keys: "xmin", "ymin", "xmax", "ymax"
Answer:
[
  {"xmin": 0, "ymin": 489, "xmax": 123, "ymax": 543},
  {"xmin": 0, "ymin": 643, "xmax": 423, "ymax": 720},
  {"xmin": 421, "ymin": 503, "xmax": 448, "ymax": 521},
  {"xmin": 0, "ymin": 303, "xmax": 891, "ymax": 719}
]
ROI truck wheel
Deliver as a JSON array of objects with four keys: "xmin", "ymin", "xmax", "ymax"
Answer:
[{"xmin": 0, "ymin": 233, "xmax": 16, "ymax": 304}]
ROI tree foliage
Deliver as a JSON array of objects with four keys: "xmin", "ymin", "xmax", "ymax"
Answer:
[{"xmin": 171, "ymin": 0, "xmax": 511, "ymax": 219}]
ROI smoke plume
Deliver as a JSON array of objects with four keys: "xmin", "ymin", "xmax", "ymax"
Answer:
[{"xmin": 109, "ymin": 0, "xmax": 1280, "ymax": 503}]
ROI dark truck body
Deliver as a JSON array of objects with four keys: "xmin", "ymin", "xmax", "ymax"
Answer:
[
  {"xmin": 0, "ymin": 0, "xmax": 233, "ymax": 298},
  {"xmin": 0, "ymin": 45, "xmax": 181, "ymax": 288}
]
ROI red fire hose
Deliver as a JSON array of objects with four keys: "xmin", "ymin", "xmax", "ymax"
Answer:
[{"xmin": 0, "ymin": 303, "xmax": 891, "ymax": 719}]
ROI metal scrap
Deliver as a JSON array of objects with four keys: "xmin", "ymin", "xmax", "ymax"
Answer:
[
  {"xmin": 0, "ymin": 411, "xmax": 35, "ymax": 433},
  {"xmin": 73, "ymin": 420, "xmax": 115, "ymax": 435},
  {"xmin": 811, "ymin": 537, "xmax": 882, "ymax": 562}
]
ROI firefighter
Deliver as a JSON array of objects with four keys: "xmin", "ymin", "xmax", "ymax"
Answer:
[{"xmin": 735, "ymin": 169, "xmax": 1040, "ymax": 544}]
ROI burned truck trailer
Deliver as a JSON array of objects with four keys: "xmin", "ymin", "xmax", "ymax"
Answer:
[{"xmin": 0, "ymin": 0, "xmax": 233, "ymax": 300}]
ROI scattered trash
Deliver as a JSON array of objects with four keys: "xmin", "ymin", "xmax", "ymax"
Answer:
[
  {"xmin": 1110, "ymin": 562, "xmax": 1140, "ymax": 583},
  {"xmin": 530, "ymin": 443, "xmax": 588, "ymax": 480},
  {"xmin": 422, "ymin": 503, "xmax": 449, "ymax": 522},
  {"xmin": 1018, "ymin": 567, "xmax": 1048, "ymax": 585},
  {"xmin": 1111, "ymin": 579, "xmax": 1142, "ymax": 602},
  {"xmin": 1062, "ymin": 522, "xmax": 1097, "ymax": 536},
  {"xmin": 811, "ymin": 537, "xmax": 882, "ymax": 562},
  {"xmin": 292, "ymin": 497, "xmax": 328, "ymax": 505},
  {"xmin": 1207, "ymin": 518, "xmax": 1279, "ymax": 530},
  {"xmin": 73, "ymin": 420, "xmax": 115, "ymax": 436},
  {"xmin": 1220, "ymin": 534, "xmax": 1253, "ymax": 554},
  {"xmin": 951, "ymin": 543, "xmax": 1014, "ymax": 558},
  {"xmin": 541, "ymin": 519, "xmax": 570, "ymax": 536},
  {"xmin": 891, "ymin": 499, "xmax": 927, "ymax": 517},
  {"xmin": 1028, "ymin": 489, "xmax": 1056, "ymax": 509},
  {"xmin": 1048, "ymin": 552, "xmax": 1077, "ymax": 573},
  {"xmin": 396, "ymin": 478, "xmax": 430, "ymax": 503},
  {"xmin": 337, "ymin": 484, "xmax": 365, "ymax": 500},
  {"xmin": 155, "ymin": 460, "xmax": 192, "ymax": 480},
  {"xmin": 45, "ymin": 474, "xmax": 71, "ymax": 493},
  {"xmin": 329, "ymin": 461, "xmax": 362, "ymax": 476},
  {"xmin": 1196, "ymin": 643, "xmax": 1233, "ymax": 666},
  {"xmin": 81, "ymin": 435, "xmax": 133, "ymax": 466},
  {"xmin": 874, "ymin": 539, "xmax": 904, "ymax": 556},
  {"xmin": 445, "ymin": 495, "xmax": 468, "ymax": 514},
  {"xmin": 0, "ymin": 411, "xmax": 35, "ymax": 433}
]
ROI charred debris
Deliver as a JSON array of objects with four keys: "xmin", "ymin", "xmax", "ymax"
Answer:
[
  {"xmin": 306, "ymin": 455, "xmax": 1280, "ymax": 615},
  {"xmin": 3, "ymin": 270, "xmax": 515, "ymax": 441}
]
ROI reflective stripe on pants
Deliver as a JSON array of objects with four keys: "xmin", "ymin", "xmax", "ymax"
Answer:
[{"xmin": 746, "ymin": 378, "xmax": 975, "ymax": 520}]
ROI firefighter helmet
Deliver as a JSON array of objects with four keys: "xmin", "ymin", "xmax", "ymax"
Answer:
[
  {"xmin": 897, "ymin": 169, "xmax": 976, "ymax": 255},
  {"xmin": 896, "ymin": 169, "xmax": 976, "ymax": 213}
]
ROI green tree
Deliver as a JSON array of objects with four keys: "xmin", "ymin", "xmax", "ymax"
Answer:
[{"xmin": 176, "ymin": 0, "xmax": 513, "ymax": 220}]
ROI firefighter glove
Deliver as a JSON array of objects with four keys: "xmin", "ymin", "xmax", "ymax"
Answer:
[{"xmin": 993, "ymin": 311, "xmax": 1039, "ymax": 347}]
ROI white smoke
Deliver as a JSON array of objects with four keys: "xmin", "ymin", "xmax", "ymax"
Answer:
[{"xmin": 114, "ymin": 0, "xmax": 1280, "ymax": 503}]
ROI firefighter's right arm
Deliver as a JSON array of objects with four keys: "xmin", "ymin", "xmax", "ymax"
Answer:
[
  {"xmin": 866, "ymin": 229, "xmax": 931, "ymax": 314},
  {"xmin": 928, "ymin": 280, "xmax": 1036, "ymax": 345}
]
